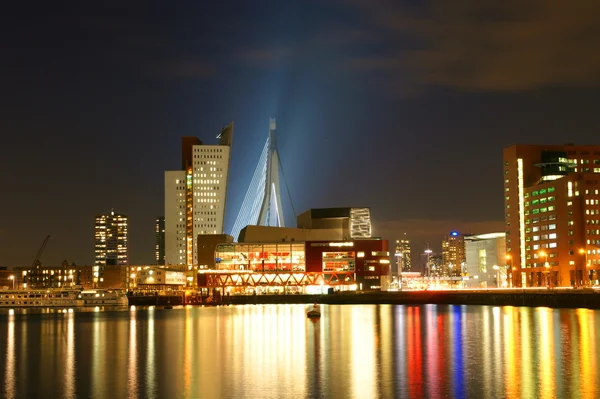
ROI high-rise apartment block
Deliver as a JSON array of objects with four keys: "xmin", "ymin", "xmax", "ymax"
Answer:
[
  {"xmin": 395, "ymin": 238, "xmax": 411, "ymax": 272},
  {"xmin": 442, "ymin": 231, "xmax": 466, "ymax": 276},
  {"xmin": 504, "ymin": 145, "xmax": 600, "ymax": 287},
  {"xmin": 155, "ymin": 216, "xmax": 165, "ymax": 265},
  {"xmin": 164, "ymin": 124, "xmax": 233, "ymax": 266},
  {"xmin": 94, "ymin": 210, "xmax": 128, "ymax": 286}
]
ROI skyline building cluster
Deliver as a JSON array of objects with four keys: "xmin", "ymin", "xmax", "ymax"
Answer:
[{"xmin": 20, "ymin": 132, "xmax": 600, "ymax": 292}]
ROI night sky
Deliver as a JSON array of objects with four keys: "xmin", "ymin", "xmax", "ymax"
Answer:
[{"xmin": 2, "ymin": 0, "xmax": 600, "ymax": 268}]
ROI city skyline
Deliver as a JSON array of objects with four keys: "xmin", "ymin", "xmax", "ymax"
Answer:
[{"xmin": 2, "ymin": 1, "xmax": 599, "ymax": 267}]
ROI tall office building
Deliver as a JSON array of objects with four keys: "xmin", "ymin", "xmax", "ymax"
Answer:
[
  {"xmin": 504, "ymin": 145, "xmax": 600, "ymax": 287},
  {"xmin": 94, "ymin": 210, "xmax": 128, "ymax": 286},
  {"xmin": 165, "ymin": 123, "xmax": 233, "ymax": 266},
  {"xmin": 442, "ymin": 231, "xmax": 466, "ymax": 276},
  {"xmin": 395, "ymin": 238, "xmax": 411, "ymax": 272},
  {"xmin": 155, "ymin": 217, "xmax": 165, "ymax": 265}
]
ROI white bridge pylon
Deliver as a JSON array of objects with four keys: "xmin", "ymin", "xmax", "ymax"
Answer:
[{"xmin": 230, "ymin": 118, "xmax": 287, "ymax": 241}]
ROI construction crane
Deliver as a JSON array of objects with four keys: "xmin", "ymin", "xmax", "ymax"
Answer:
[{"xmin": 32, "ymin": 235, "xmax": 51, "ymax": 268}]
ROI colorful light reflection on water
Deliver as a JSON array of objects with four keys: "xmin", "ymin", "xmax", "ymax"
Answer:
[{"xmin": 0, "ymin": 305, "xmax": 599, "ymax": 398}]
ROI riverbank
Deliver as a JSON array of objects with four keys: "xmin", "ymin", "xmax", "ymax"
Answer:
[{"xmin": 227, "ymin": 289, "xmax": 600, "ymax": 309}]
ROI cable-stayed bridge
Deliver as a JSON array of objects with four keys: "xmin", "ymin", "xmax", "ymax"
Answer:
[{"xmin": 230, "ymin": 118, "xmax": 295, "ymax": 241}]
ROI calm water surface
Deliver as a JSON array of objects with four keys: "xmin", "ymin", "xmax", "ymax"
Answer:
[{"xmin": 1, "ymin": 304, "xmax": 599, "ymax": 399}]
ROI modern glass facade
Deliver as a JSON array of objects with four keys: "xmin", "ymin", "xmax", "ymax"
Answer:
[{"xmin": 215, "ymin": 243, "xmax": 306, "ymax": 272}]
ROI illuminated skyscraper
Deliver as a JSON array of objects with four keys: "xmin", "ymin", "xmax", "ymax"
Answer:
[
  {"xmin": 164, "ymin": 123, "xmax": 233, "ymax": 266},
  {"xmin": 395, "ymin": 238, "xmax": 411, "ymax": 272},
  {"xmin": 504, "ymin": 145, "xmax": 600, "ymax": 288},
  {"xmin": 155, "ymin": 216, "xmax": 165, "ymax": 265},
  {"xmin": 94, "ymin": 210, "xmax": 128, "ymax": 286},
  {"xmin": 442, "ymin": 231, "xmax": 465, "ymax": 276}
]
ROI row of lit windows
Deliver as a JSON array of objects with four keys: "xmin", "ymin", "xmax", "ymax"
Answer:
[
  {"xmin": 194, "ymin": 160, "xmax": 221, "ymax": 165},
  {"xmin": 586, "ymin": 210, "xmax": 600, "ymax": 215},
  {"xmin": 528, "ymin": 233, "xmax": 558, "ymax": 241},
  {"xmin": 527, "ymin": 215, "xmax": 557, "ymax": 224},
  {"xmin": 526, "ymin": 196, "xmax": 555, "ymax": 206},
  {"xmin": 585, "ymin": 190, "xmax": 600, "ymax": 195},
  {"xmin": 194, "ymin": 148, "xmax": 224, "ymax": 153},
  {"xmin": 530, "ymin": 224, "xmax": 556, "ymax": 232},
  {"xmin": 197, "ymin": 199, "xmax": 219, "ymax": 203},
  {"xmin": 529, "ymin": 187, "xmax": 555, "ymax": 197},
  {"xmin": 587, "ymin": 240, "xmax": 600, "ymax": 245},
  {"xmin": 528, "ymin": 242, "xmax": 558, "ymax": 250},
  {"xmin": 524, "ymin": 205, "xmax": 556, "ymax": 215},
  {"xmin": 587, "ymin": 220, "xmax": 600, "ymax": 225},
  {"xmin": 587, "ymin": 230, "xmax": 600, "ymax": 235}
]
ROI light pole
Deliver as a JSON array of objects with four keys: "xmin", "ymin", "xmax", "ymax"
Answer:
[{"xmin": 8, "ymin": 275, "xmax": 15, "ymax": 290}]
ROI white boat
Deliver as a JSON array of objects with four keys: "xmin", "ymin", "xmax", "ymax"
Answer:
[
  {"xmin": 78, "ymin": 289, "xmax": 129, "ymax": 306},
  {"xmin": 0, "ymin": 289, "xmax": 84, "ymax": 308}
]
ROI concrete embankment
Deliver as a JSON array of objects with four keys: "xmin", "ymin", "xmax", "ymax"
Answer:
[{"xmin": 228, "ymin": 289, "xmax": 600, "ymax": 309}]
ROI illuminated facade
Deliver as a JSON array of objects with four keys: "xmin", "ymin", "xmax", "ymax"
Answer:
[
  {"xmin": 95, "ymin": 211, "xmax": 129, "ymax": 267},
  {"xmin": 442, "ymin": 231, "xmax": 465, "ymax": 276},
  {"xmin": 15, "ymin": 264, "xmax": 125, "ymax": 290},
  {"xmin": 464, "ymin": 233, "xmax": 507, "ymax": 287},
  {"xmin": 504, "ymin": 145, "xmax": 600, "ymax": 287},
  {"xmin": 94, "ymin": 210, "xmax": 128, "ymax": 287},
  {"xmin": 165, "ymin": 124, "xmax": 233, "ymax": 266},
  {"xmin": 155, "ymin": 217, "xmax": 165, "ymax": 265},
  {"xmin": 395, "ymin": 238, "xmax": 411, "ymax": 272},
  {"xmin": 199, "ymin": 239, "xmax": 390, "ymax": 292}
]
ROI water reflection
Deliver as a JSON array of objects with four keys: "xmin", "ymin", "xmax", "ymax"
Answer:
[
  {"xmin": 0, "ymin": 305, "xmax": 599, "ymax": 398},
  {"xmin": 65, "ymin": 312, "xmax": 75, "ymax": 398},
  {"xmin": 4, "ymin": 312, "xmax": 15, "ymax": 399}
]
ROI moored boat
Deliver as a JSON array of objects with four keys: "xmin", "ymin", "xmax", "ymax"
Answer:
[
  {"xmin": 0, "ymin": 289, "xmax": 84, "ymax": 308},
  {"xmin": 78, "ymin": 289, "xmax": 129, "ymax": 306}
]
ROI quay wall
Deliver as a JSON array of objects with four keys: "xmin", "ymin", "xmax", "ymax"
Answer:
[{"xmin": 227, "ymin": 290, "xmax": 600, "ymax": 309}]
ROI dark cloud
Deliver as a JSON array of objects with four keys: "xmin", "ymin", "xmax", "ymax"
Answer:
[
  {"xmin": 235, "ymin": 47, "xmax": 292, "ymax": 67},
  {"xmin": 156, "ymin": 58, "xmax": 217, "ymax": 79},
  {"xmin": 346, "ymin": 0, "xmax": 600, "ymax": 91}
]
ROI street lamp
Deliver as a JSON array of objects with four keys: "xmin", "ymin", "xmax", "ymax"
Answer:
[{"xmin": 8, "ymin": 275, "xmax": 15, "ymax": 290}]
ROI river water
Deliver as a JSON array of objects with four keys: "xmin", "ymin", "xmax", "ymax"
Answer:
[{"xmin": 0, "ymin": 304, "xmax": 599, "ymax": 399}]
